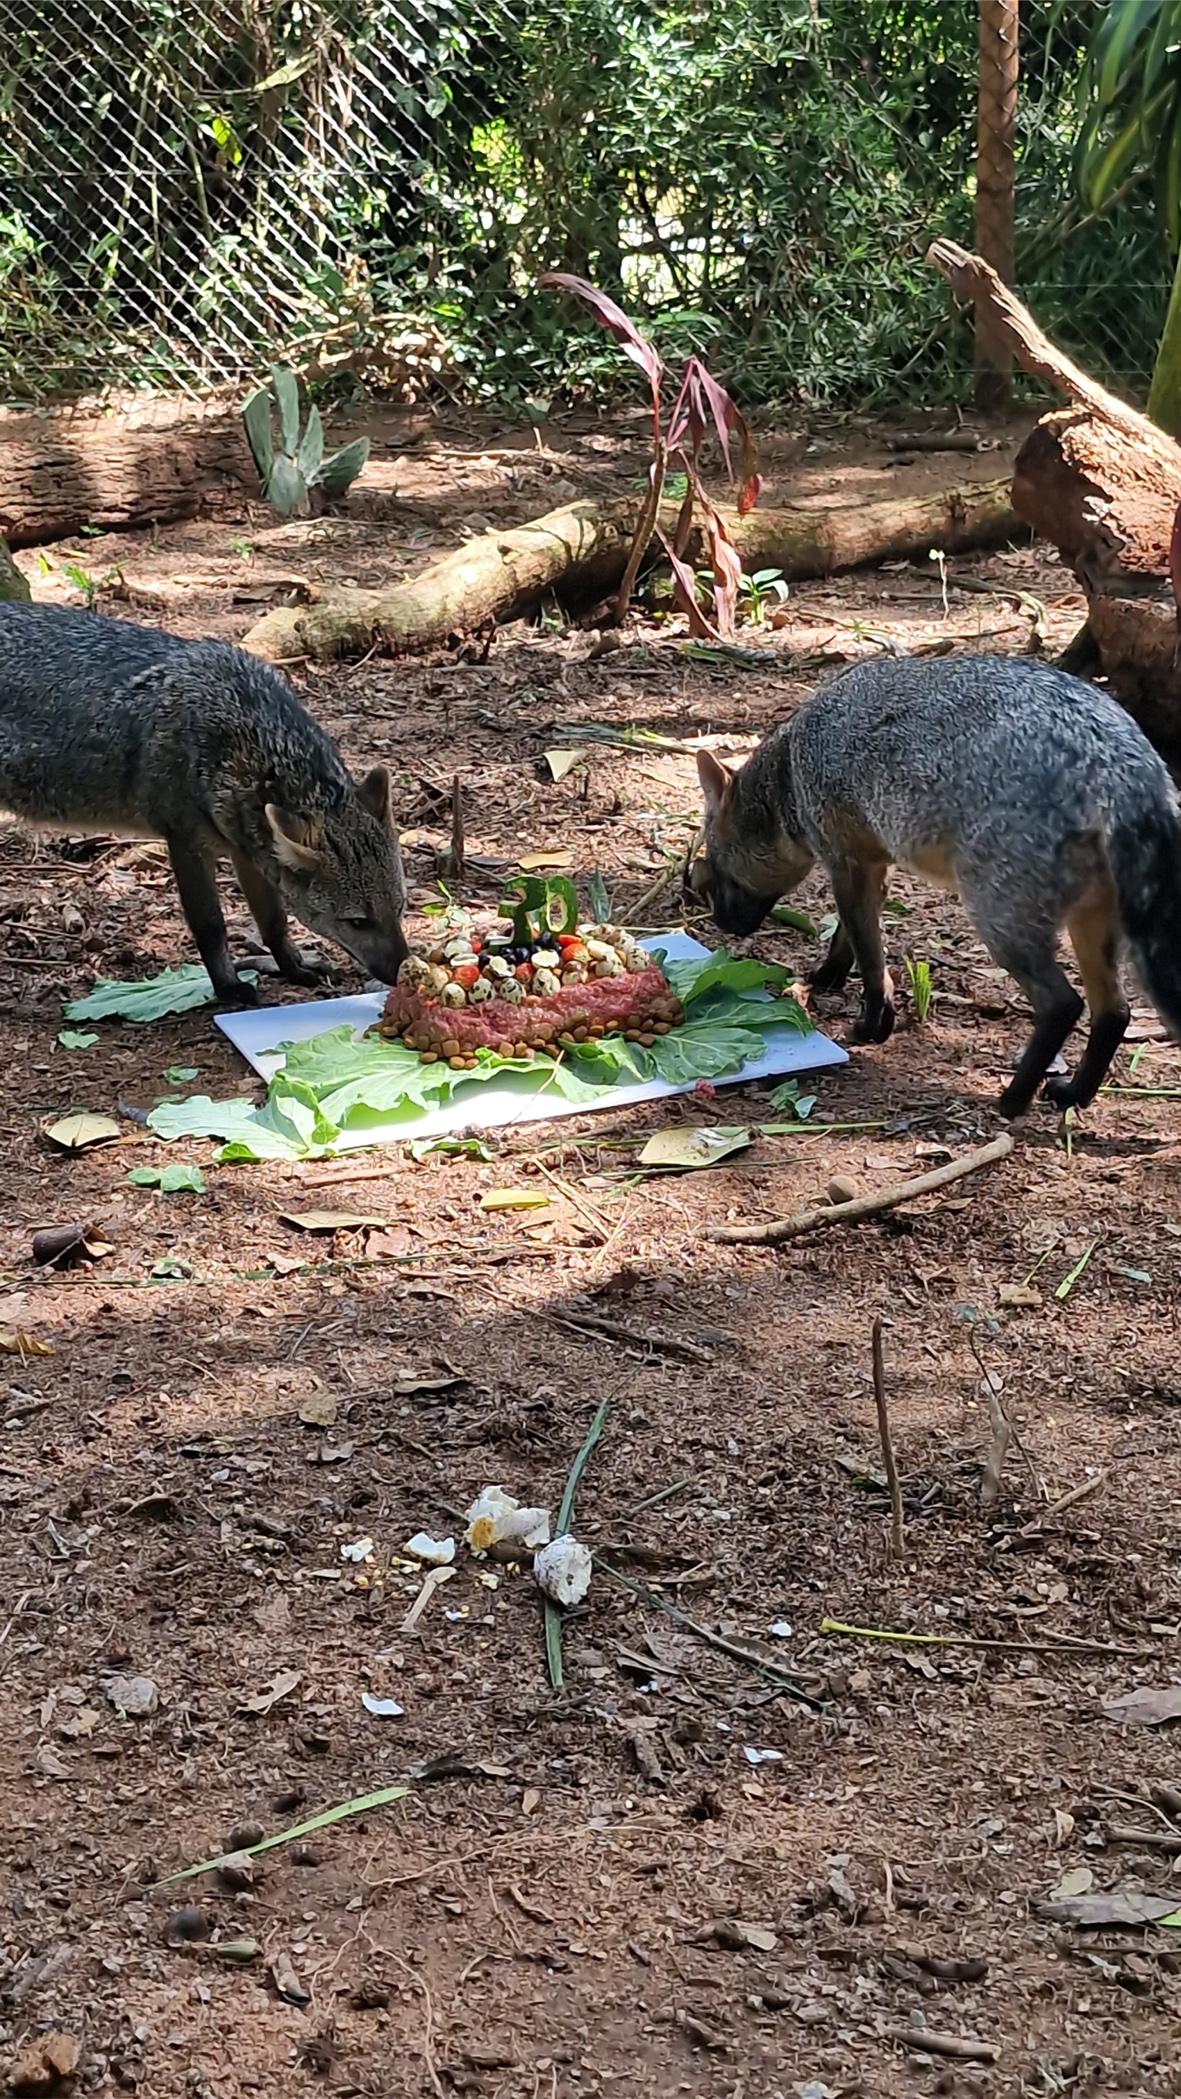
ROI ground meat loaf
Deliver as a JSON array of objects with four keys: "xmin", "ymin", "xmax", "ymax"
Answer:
[{"xmin": 380, "ymin": 964, "xmax": 684, "ymax": 1064}]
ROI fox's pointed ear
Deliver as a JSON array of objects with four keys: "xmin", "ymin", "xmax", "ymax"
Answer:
[
  {"xmin": 357, "ymin": 764, "xmax": 393, "ymax": 826},
  {"xmin": 265, "ymin": 803, "xmax": 325, "ymax": 873},
  {"xmin": 697, "ymin": 750, "xmax": 733, "ymax": 822}
]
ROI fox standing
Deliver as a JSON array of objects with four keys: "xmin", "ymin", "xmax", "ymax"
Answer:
[
  {"xmin": 0, "ymin": 602, "xmax": 409, "ymax": 1003},
  {"xmin": 693, "ymin": 653, "xmax": 1181, "ymax": 1117}
]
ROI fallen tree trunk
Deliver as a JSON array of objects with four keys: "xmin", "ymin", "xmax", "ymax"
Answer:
[
  {"xmin": 0, "ymin": 399, "xmax": 253, "ymax": 548},
  {"xmin": 242, "ymin": 476, "xmax": 1021, "ymax": 662},
  {"xmin": 927, "ymin": 238, "xmax": 1181, "ymax": 767}
]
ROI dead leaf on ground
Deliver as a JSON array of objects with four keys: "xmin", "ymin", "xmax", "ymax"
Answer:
[
  {"xmin": 998, "ymin": 1284, "xmax": 1041, "ymax": 1309},
  {"xmin": 0, "ymin": 1328, "xmax": 55, "ymax": 1358},
  {"xmin": 280, "ymin": 1210, "xmax": 388, "ymax": 1234},
  {"xmin": 270, "ymin": 1950, "xmax": 310, "ymax": 2005},
  {"xmin": 298, "ymin": 1392, "xmax": 339, "ymax": 1428},
  {"xmin": 1035, "ymin": 1882, "xmax": 1181, "ymax": 1929},
  {"xmin": 544, "ymin": 747, "xmax": 588, "ymax": 782},
  {"xmin": 391, "ymin": 1366, "xmax": 463, "ymax": 1396},
  {"xmin": 702, "ymin": 1918, "xmax": 778, "ymax": 1953},
  {"xmin": 639, "ymin": 1125, "xmax": 751, "ymax": 1172},
  {"xmin": 1050, "ymin": 1865, "xmax": 1094, "ymax": 1901},
  {"xmin": 365, "ymin": 1225, "xmax": 414, "ymax": 1259},
  {"xmin": 32, "ymin": 1223, "xmax": 113, "ymax": 1269},
  {"xmin": 479, "ymin": 1187, "xmax": 552, "ymax": 1212},
  {"xmin": 517, "ymin": 851, "xmax": 575, "ymax": 871},
  {"xmin": 1102, "ymin": 1685, "xmax": 1181, "ymax": 1728},
  {"xmin": 5, "ymin": 2032, "xmax": 80, "ymax": 2092},
  {"xmin": 238, "ymin": 1668, "xmax": 302, "ymax": 1716},
  {"xmin": 102, "ymin": 1673, "xmax": 159, "ymax": 1718},
  {"xmin": 44, "ymin": 1112, "xmax": 121, "ymax": 1152}
]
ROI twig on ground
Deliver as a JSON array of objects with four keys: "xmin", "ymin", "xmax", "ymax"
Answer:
[
  {"xmin": 969, "ymin": 1328, "xmax": 1011, "ymax": 1515},
  {"xmin": 997, "ymin": 1470, "xmax": 1105, "ymax": 1550},
  {"xmin": 1105, "ymin": 1825, "xmax": 1181, "ymax": 1854},
  {"xmin": 820, "ymin": 1617, "xmax": 1155, "ymax": 1659},
  {"xmin": 545, "ymin": 1399, "xmax": 610, "ymax": 1692},
  {"xmin": 446, "ymin": 773, "xmax": 465, "ymax": 886},
  {"xmin": 871, "ymin": 1318, "xmax": 904, "ymax": 1561},
  {"xmin": 883, "ymin": 2024, "xmax": 998, "ymax": 2066},
  {"xmin": 599, "ymin": 1561, "xmax": 824, "ymax": 1709},
  {"xmin": 547, "ymin": 1308, "xmax": 716, "ymax": 1362},
  {"xmin": 711, "ymin": 1131, "xmax": 1015, "ymax": 1243},
  {"xmin": 531, "ymin": 1159, "xmax": 610, "ymax": 1243}
]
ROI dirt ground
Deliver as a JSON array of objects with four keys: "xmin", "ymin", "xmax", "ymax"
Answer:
[{"xmin": 4, "ymin": 408, "xmax": 1181, "ymax": 2099}]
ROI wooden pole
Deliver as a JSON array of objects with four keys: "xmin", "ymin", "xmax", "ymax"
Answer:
[{"xmin": 974, "ymin": 0, "xmax": 1020, "ymax": 412}]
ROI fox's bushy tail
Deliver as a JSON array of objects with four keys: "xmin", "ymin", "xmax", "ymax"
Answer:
[{"xmin": 1108, "ymin": 782, "xmax": 1181, "ymax": 1038}]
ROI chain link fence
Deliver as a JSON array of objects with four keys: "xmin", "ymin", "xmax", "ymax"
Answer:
[{"xmin": 0, "ymin": 0, "xmax": 1172, "ymax": 413}]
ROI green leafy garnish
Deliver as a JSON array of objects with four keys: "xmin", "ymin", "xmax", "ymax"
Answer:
[
  {"xmin": 145, "ymin": 946, "xmax": 820, "ymax": 1163},
  {"xmin": 65, "ymin": 965, "xmax": 257, "ymax": 1024},
  {"xmin": 128, "ymin": 1163, "xmax": 207, "ymax": 1194}
]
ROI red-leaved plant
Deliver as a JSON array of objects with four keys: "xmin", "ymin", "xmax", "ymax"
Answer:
[{"xmin": 538, "ymin": 273, "xmax": 762, "ymax": 638}]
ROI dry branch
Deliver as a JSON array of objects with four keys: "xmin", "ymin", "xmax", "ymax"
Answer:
[
  {"xmin": 871, "ymin": 1318, "xmax": 904, "ymax": 1561},
  {"xmin": 241, "ymin": 479, "xmax": 1021, "ymax": 663},
  {"xmin": 711, "ymin": 1131, "xmax": 1014, "ymax": 1245},
  {"xmin": 927, "ymin": 237, "xmax": 1181, "ymax": 765}
]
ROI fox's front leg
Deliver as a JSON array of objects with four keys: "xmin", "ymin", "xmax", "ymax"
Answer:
[
  {"xmin": 810, "ymin": 920, "xmax": 854, "ymax": 993},
  {"xmin": 166, "ymin": 835, "xmax": 259, "ymax": 1005},
  {"xmin": 827, "ymin": 857, "xmax": 893, "ymax": 1044},
  {"xmin": 229, "ymin": 849, "xmax": 324, "ymax": 988}
]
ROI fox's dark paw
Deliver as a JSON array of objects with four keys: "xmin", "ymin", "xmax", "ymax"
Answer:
[
  {"xmin": 997, "ymin": 1081, "xmax": 1032, "ymax": 1120},
  {"xmin": 217, "ymin": 976, "xmax": 262, "ymax": 1009},
  {"xmin": 810, "ymin": 958, "xmax": 851, "ymax": 993},
  {"xmin": 852, "ymin": 998, "xmax": 895, "ymax": 1046},
  {"xmin": 1041, "ymin": 1071, "xmax": 1080, "ymax": 1110}
]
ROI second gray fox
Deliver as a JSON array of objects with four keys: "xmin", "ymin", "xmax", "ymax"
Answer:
[
  {"xmin": 693, "ymin": 653, "xmax": 1181, "ymax": 1117},
  {"xmin": 0, "ymin": 602, "xmax": 409, "ymax": 1004}
]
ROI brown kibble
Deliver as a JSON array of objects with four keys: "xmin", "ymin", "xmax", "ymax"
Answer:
[
  {"xmin": 638, "ymin": 1031, "xmax": 656, "ymax": 1047},
  {"xmin": 573, "ymin": 1026, "xmax": 589, "ymax": 1042},
  {"xmin": 463, "ymin": 1057, "xmax": 478, "ymax": 1069},
  {"xmin": 420, "ymin": 1051, "xmax": 440, "ymax": 1064},
  {"xmin": 653, "ymin": 1021, "xmax": 671, "ymax": 1035},
  {"xmin": 448, "ymin": 1056, "xmax": 465, "ymax": 1070},
  {"xmin": 440, "ymin": 1039, "xmax": 461, "ymax": 1060},
  {"xmin": 587, "ymin": 1022, "xmax": 605, "ymax": 1038},
  {"xmin": 624, "ymin": 1029, "xmax": 640, "ymax": 1042}
]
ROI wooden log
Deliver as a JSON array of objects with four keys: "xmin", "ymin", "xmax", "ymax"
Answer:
[
  {"xmin": 242, "ymin": 477, "xmax": 1022, "ymax": 663},
  {"xmin": 927, "ymin": 236, "xmax": 1181, "ymax": 762},
  {"xmin": 0, "ymin": 399, "xmax": 253, "ymax": 548}
]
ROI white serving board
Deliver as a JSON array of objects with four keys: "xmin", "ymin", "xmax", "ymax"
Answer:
[{"xmin": 215, "ymin": 932, "xmax": 847, "ymax": 1148}]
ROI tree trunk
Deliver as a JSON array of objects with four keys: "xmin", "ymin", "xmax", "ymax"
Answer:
[
  {"xmin": 927, "ymin": 237, "xmax": 1181, "ymax": 769},
  {"xmin": 0, "ymin": 536, "xmax": 30, "ymax": 601},
  {"xmin": 241, "ymin": 478, "xmax": 1022, "ymax": 664},
  {"xmin": 974, "ymin": 0, "xmax": 1019, "ymax": 411},
  {"xmin": 0, "ymin": 400, "xmax": 253, "ymax": 548}
]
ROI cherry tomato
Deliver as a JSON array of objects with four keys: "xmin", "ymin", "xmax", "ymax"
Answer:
[
  {"xmin": 452, "ymin": 964, "xmax": 480, "ymax": 988},
  {"xmin": 514, "ymin": 962, "xmax": 534, "ymax": 983}
]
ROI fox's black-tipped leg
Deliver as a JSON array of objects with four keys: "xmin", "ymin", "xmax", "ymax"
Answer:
[
  {"xmin": 852, "ymin": 983, "xmax": 896, "ymax": 1045},
  {"xmin": 1041, "ymin": 1003, "xmax": 1130, "ymax": 1112}
]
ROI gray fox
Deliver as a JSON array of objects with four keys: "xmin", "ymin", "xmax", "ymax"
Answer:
[
  {"xmin": 693, "ymin": 653, "xmax": 1181, "ymax": 1117},
  {"xmin": 0, "ymin": 602, "xmax": 409, "ymax": 1004}
]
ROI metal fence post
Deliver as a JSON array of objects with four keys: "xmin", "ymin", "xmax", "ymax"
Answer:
[{"xmin": 974, "ymin": 0, "xmax": 1020, "ymax": 411}]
